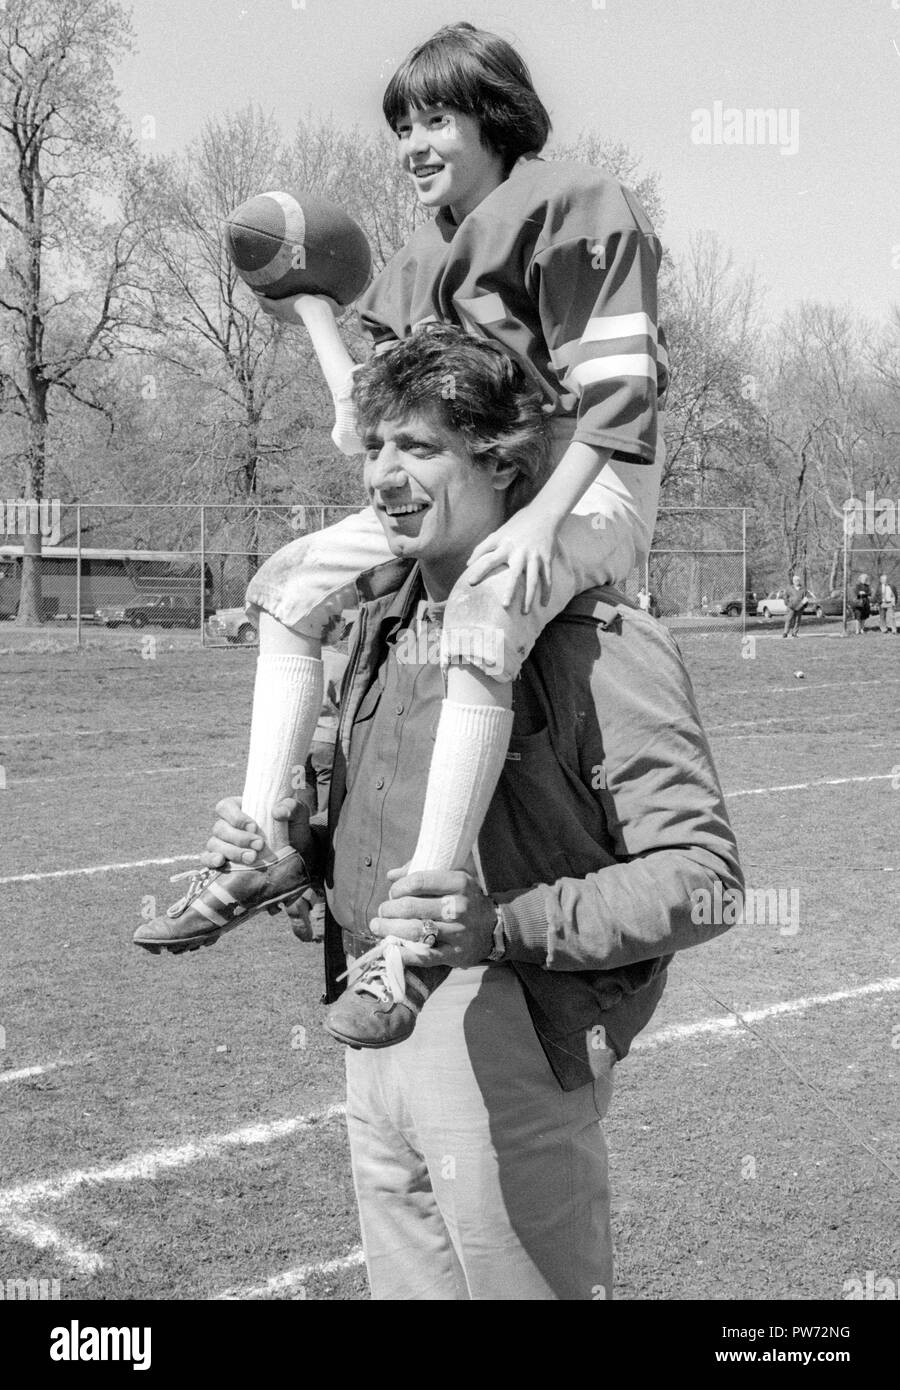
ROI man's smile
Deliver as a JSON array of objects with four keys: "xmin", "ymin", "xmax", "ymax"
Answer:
[{"xmin": 382, "ymin": 500, "xmax": 429, "ymax": 516}]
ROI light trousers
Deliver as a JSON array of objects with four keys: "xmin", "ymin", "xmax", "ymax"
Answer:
[{"xmin": 344, "ymin": 964, "xmax": 615, "ymax": 1301}]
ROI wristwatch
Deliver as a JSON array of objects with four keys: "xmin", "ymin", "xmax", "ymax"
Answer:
[{"xmin": 487, "ymin": 900, "xmax": 508, "ymax": 963}]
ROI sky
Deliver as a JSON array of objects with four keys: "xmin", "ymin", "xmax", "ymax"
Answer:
[{"xmin": 115, "ymin": 0, "xmax": 900, "ymax": 328}]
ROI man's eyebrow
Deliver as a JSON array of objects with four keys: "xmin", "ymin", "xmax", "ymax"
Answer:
[
  {"xmin": 362, "ymin": 423, "xmax": 443, "ymax": 451},
  {"xmin": 393, "ymin": 427, "xmax": 441, "ymax": 449}
]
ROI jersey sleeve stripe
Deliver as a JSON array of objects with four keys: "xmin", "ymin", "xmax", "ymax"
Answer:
[
  {"xmin": 455, "ymin": 292, "xmax": 507, "ymax": 325},
  {"xmin": 564, "ymin": 353, "xmax": 658, "ymax": 393},
  {"xmin": 581, "ymin": 312, "xmax": 658, "ymax": 345},
  {"xmin": 550, "ymin": 322, "xmax": 658, "ymax": 374}
]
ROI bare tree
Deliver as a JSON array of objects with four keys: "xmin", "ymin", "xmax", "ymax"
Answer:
[
  {"xmin": 0, "ymin": 0, "xmax": 149, "ymax": 622},
  {"xmin": 141, "ymin": 108, "xmax": 373, "ymax": 579},
  {"xmin": 549, "ymin": 132, "xmax": 664, "ymax": 230},
  {"xmin": 659, "ymin": 232, "xmax": 764, "ymax": 499}
]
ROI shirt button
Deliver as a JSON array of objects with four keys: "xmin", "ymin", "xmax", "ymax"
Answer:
[
  {"xmin": 375, "ymin": 776, "xmax": 385, "ymax": 789},
  {"xmin": 363, "ymin": 854, "xmax": 373, "ymax": 867},
  {"xmin": 394, "ymin": 702, "xmax": 404, "ymax": 715}
]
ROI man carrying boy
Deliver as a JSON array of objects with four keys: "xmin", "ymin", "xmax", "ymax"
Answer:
[{"xmin": 203, "ymin": 326, "xmax": 743, "ymax": 1299}]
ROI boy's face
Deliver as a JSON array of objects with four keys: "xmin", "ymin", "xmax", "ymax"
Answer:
[
  {"xmin": 394, "ymin": 105, "xmax": 505, "ymax": 220},
  {"xmin": 362, "ymin": 410, "xmax": 507, "ymax": 591}
]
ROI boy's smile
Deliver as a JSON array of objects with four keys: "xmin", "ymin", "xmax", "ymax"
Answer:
[{"xmin": 395, "ymin": 105, "xmax": 505, "ymax": 222}]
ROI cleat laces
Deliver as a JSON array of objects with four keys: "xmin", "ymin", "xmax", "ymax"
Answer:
[
  {"xmin": 166, "ymin": 866, "xmax": 219, "ymax": 918},
  {"xmin": 338, "ymin": 935, "xmax": 435, "ymax": 1005}
]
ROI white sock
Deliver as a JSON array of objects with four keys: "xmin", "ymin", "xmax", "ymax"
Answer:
[
  {"xmin": 240, "ymin": 654, "xmax": 324, "ymax": 845},
  {"xmin": 407, "ymin": 701, "xmax": 515, "ymax": 873}
]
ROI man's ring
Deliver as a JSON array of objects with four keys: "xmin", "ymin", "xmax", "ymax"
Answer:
[{"xmin": 440, "ymin": 894, "xmax": 465, "ymax": 922}]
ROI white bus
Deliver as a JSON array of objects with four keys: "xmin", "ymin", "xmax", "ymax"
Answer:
[{"xmin": 0, "ymin": 547, "xmax": 212, "ymax": 620}]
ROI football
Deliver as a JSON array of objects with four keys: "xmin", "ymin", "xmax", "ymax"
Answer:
[{"xmin": 225, "ymin": 190, "xmax": 372, "ymax": 305}]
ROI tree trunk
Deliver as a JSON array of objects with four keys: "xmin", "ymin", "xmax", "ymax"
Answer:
[
  {"xmin": 239, "ymin": 414, "xmax": 261, "ymax": 587},
  {"xmin": 828, "ymin": 547, "xmax": 841, "ymax": 592},
  {"xmin": 16, "ymin": 391, "xmax": 50, "ymax": 626}
]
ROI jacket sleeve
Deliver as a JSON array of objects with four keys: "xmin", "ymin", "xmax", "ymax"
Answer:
[{"xmin": 498, "ymin": 616, "xmax": 744, "ymax": 971}]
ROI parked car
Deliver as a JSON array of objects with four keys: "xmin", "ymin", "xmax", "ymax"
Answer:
[
  {"xmin": 708, "ymin": 590, "xmax": 757, "ymax": 616},
  {"xmin": 756, "ymin": 589, "xmax": 831, "ymax": 619},
  {"xmin": 206, "ymin": 606, "xmax": 257, "ymax": 645},
  {"xmin": 810, "ymin": 591, "xmax": 844, "ymax": 618},
  {"xmin": 95, "ymin": 593, "xmax": 203, "ymax": 628}
]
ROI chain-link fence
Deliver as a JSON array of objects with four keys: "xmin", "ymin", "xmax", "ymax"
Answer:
[
  {"xmin": 0, "ymin": 503, "xmax": 360, "ymax": 645},
  {"xmin": 1, "ymin": 502, "xmax": 750, "ymax": 645},
  {"xmin": 623, "ymin": 507, "xmax": 749, "ymax": 635}
]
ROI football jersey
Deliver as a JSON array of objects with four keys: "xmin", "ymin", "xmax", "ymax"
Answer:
[{"xmin": 358, "ymin": 156, "xmax": 668, "ymax": 467}]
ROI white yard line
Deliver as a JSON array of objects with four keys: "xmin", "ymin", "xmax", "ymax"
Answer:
[
  {"xmin": 3, "ymin": 976, "xmax": 899, "ymax": 1282},
  {"xmin": 0, "ymin": 727, "xmax": 158, "ymax": 741},
  {"xmin": 6, "ymin": 763, "xmax": 896, "ymax": 887},
  {"xmin": 210, "ymin": 976, "xmax": 900, "ymax": 1298},
  {"xmin": 632, "ymin": 976, "xmax": 900, "ymax": 1050},
  {"xmin": 10, "ymin": 762, "xmax": 238, "ymax": 787},
  {"xmin": 212, "ymin": 1249, "xmax": 366, "ymax": 1300},
  {"xmin": 709, "ymin": 677, "xmax": 900, "ymax": 698},
  {"xmin": 725, "ymin": 772, "xmax": 895, "ymax": 799},
  {"xmin": 707, "ymin": 713, "xmax": 852, "ymax": 732},
  {"xmin": 0, "ymin": 725, "xmax": 208, "ymax": 742},
  {"xmin": 0, "ymin": 1058, "xmax": 80, "ymax": 1085},
  {"xmin": 0, "ymin": 1104, "xmax": 348, "ymax": 1214},
  {"xmin": 0, "ymin": 855, "xmax": 200, "ymax": 885},
  {"xmin": 0, "ymin": 850, "xmax": 198, "ymax": 884},
  {"xmin": 0, "ymin": 1212, "xmax": 104, "ymax": 1275}
]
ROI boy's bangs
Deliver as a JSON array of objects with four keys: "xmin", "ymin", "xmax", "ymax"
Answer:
[{"xmin": 383, "ymin": 44, "xmax": 480, "ymax": 127}]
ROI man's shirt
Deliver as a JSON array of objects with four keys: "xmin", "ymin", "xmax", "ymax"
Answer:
[
  {"xmin": 312, "ymin": 647, "xmax": 350, "ymax": 747},
  {"xmin": 322, "ymin": 566, "xmax": 744, "ymax": 1088},
  {"xmin": 329, "ymin": 606, "xmax": 444, "ymax": 931}
]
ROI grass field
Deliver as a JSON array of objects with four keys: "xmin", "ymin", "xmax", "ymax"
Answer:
[{"xmin": 1, "ymin": 622, "xmax": 899, "ymax": 1301}]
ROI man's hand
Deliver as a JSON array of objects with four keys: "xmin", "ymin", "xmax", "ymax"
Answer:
[
  {"xmin": 201, "ymin": 796, "xmax": 319, "ymax": 940},
  {"xmin": 370, "ymin": 869, "xmax": 495, "ymax": 969},
  {"xmin": 463, "ymin": 503, "xmax": 561, "ymax": 613},
  {"xmin": 201, "ymin": 795, "xmax": 315, "ymax": 868}
]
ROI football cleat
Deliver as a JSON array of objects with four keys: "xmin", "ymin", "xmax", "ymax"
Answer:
[
  {"xmin": 325, "ymin": 935, "xmax": 450, "ymax": 1048},
  {"xmin": 133, "ymin": 845, "xmax": 311, "ymax": 955}
]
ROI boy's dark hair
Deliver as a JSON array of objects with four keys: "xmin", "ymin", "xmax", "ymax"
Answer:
[
  {"xmin": 352, "ymin": 324, "xmax": 552, "ymax": 512},
  {"xmin": 382, "ymin": 21, "xmax": 552, "ymax": 171}
]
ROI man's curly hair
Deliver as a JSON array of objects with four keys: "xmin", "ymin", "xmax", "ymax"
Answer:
[{"xmin": 351, "ymin": 324, "xmax": 553, "ymax": 513}]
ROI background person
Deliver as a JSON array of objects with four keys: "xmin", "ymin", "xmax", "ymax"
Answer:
[
  {"xmin": 851, "ymin": 573, "xmax": 872, "ymax": 635},
  {"xmin": 782, "ymin": 574, "xmax": 807, "ymax": 638},
  {"xmin": 876, "ymin": 573, "xmax": 897, "ymax": 634}
]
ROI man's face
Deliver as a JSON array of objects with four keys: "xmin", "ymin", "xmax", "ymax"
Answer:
[
  {"xmin": 394, "ymin": 105, "xmax": 505, "ymax": 220},
  {"xmin": 363, "ymin": 411, "xmax": 507, "ymax": 583}
]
